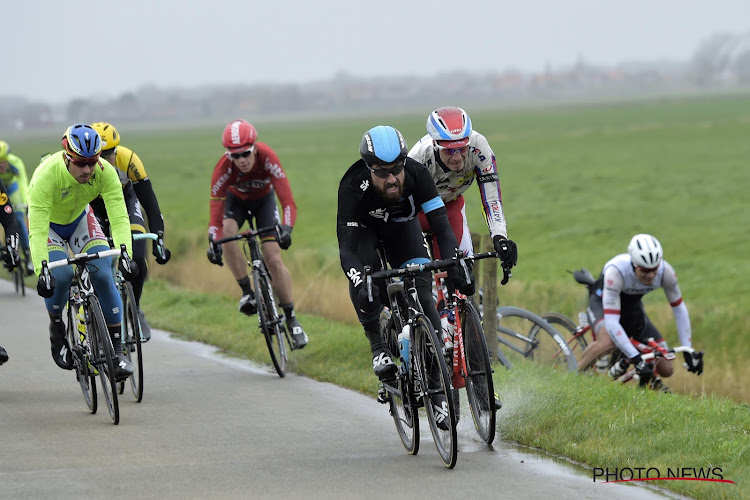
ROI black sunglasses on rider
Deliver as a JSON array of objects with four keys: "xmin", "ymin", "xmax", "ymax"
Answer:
[
  {"xmin": 228, "ymin": 145, "xmax": 255, "ymax": 159},
  {"xmin": 367, "ymin": 158, "xmax": 405, "ymax": 178}
]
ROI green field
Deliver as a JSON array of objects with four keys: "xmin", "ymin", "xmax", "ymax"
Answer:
[
  {"xmin": 10, "ymin": 93, "xmax": 750, "ymax": 399},
  {"xmin": 7, "ymin": 93, "xmax": 750, "ymax": 498}
]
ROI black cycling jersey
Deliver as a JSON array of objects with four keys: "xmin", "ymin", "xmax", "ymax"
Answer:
[{"xmin": 337, "ymin": 157, "xmax": 458, "ymax": 292}]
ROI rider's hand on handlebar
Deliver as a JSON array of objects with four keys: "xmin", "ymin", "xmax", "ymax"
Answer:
[
  {"xmin": 207, "ymin": 239, "xmax": 223, "ymax": 266},
  {"xmin": 277, "ymin": 225, "xmax": 292, "ymax": 250},
  {"xmin": 153, "ymin": 234, "xmax": 171, "ymax": 265},
  {"xmin": 36, "ymin": 272, "xmax": 56, "ymax": 298},
  {"xmin": 118, "ymin": 249, "xmax": 139, "ymax": 282},
  {"xmin": 633, "ymin": 356, "xmax": 653, "ymax": 387},
  {"xmin": 683, "ymin": 350, "xmax": 704, "ymax": 375},
  {"xmin": 4, "ymin": 234, "xmax": 20, "ymax": 267},
  {"xmin": 493, "ymin": 235, "xmax": 518, "ymax": 268},
  {"xmin": 357, "ymin": 286, "xmax": 382, "ymax": 316},
  {"xmin": 447, "ymin": 265, "xmax": 475, "ymax": 297}
]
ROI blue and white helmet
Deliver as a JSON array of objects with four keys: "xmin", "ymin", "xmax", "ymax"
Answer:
[
  {"xmin": 62, "ymin": 123, "xmax": 102, "ymax": 161},
  {"xmin": 628, "ymin": 234, "xmax": 663, "ymax": 269},
  {"xmin": 359, "ymin": 125, "xmax": 408, "ymax": 165}
]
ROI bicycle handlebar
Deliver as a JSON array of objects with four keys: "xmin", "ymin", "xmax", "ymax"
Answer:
[
  {"xmin": 44, "ymin": 248, "xmax": 122, "ymax": 271},
  {"xmin": 212, "ymin": 224, "xmax": 280, "ymax": 246}
]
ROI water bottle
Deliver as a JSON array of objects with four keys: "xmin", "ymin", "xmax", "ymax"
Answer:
[
  {"xmin": 398, "ymin": 324, "xmax": 411, "ymax": 370},
  {"xmin": 440, "ymin": 310, "xmax": 454, "ymax": 349}
]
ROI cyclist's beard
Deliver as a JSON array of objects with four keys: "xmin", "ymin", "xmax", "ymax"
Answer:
[{"xmin": 375, "ymin": 178, "xmax": 404, "ymax": 203}]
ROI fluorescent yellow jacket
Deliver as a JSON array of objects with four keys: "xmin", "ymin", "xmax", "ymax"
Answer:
[{"xmin": 27, "ymin": 151, "xmax": 131, "ymax": 275}]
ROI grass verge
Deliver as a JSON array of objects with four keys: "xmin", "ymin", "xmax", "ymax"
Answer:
[{"xmin": 142, "ymin": 279, "xmax": 748, "ymax": 500}]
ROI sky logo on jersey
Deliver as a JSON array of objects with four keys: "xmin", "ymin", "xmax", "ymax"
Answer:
[
  {"xmin": 346, "ymin": 267, "xmax": 363, "ymax": 287},
  {"xmin": 360, "ymin": 179, "xmax": 369, "ymax": 191},
  {"xmin": 369, "ymin": 208, "xmax": 389, "ymax": 221}
]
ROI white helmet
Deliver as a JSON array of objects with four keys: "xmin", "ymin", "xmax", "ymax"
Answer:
[{"xmin": 628, "ymin": 234, "xmax": 663, "ymax": 269}]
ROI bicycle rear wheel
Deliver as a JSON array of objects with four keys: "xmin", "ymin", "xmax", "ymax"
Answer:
[
  {"xmin": 120, "ymin": 281, "xmax": 143, "ymax": 402},
  {"xmin": 497, "ymin": 306, "xmax": 578, "ymax": 372},
  {"xmin": 542, "ymin": 312, "xmax": 587, "ymax": 352},
  {"xmin": 414, "ymin": 314, "xmax": 457, "ymax": 469},
  {"xmin": 460, "ymin": 300, "xmax": 496, "ymax": 444},
  {"xmin": 380, "ymin": 309, "xmax": 419, "ymax": 455},
  {"xmin": 88, "ymin": 295, "xmax": 120, "ymax": 425},
  {"xmin": 67, "ymin": 301, "xmax": 97, "ymax": 414},
  {"xmin": 255, "ymin": 268, "xmax": 287, "ymax": 377}
]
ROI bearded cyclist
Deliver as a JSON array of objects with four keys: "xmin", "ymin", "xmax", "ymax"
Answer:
[
  {"xmin": 28, "ymin": 124, "xmax": 135, "ymax": 380},
  {"xmin": 408, "ymin": 107, "xmax": 517, "ymax": 267},
  {"xmin": 337, "ymin": 125, "xmax": 474, "ymax": 408},
  {"xmin": 90, "ymin": 122, "xmax": 171, "ymax": 341},
  {"xmin": 207, "ymin": 119, "xmax": 308, "ymax": 349},
  {"xmin": 0, "ymin": 140, "xmax": 34, "ymax": 275},
  {"xmin": 577, "ymin": 234, "xmax": 703, "ymax": 384},
  {"xmin": 0, "ymin": 177, "xmax": 21, "ymax": 365}
]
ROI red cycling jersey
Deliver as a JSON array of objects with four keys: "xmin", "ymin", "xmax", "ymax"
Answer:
[{"xmin": 208, "ymin": 142, "xmax": 297, "ymax": 239}]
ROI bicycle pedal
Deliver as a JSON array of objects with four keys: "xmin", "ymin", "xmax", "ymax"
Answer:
[{"xmin": 377, "ymin": 385, "xmax": 389, "ymax": 404}]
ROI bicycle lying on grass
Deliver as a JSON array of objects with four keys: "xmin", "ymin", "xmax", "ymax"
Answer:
[
  {"xmin": 369, "ymin": 254, "xmax": 470, "ymax": 469},
  {"xmin": 0, "ymin": 243, "xmax": 25, "ymax": 296},
  {"xmin": 211, "ymin": 224, "xmax": 293, "ymax": 378},
  {"xmin": 42, "ymin": 246, "xmax": 129, "ymax": 425}
]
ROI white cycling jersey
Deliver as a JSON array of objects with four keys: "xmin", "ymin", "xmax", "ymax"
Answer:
[
  {"xmin": 601, "ymin": 253, "xmax": 692, "ymax": 358},
  {"xmin": 408, "ymin": 131, "xmax": 507, "ymax": 239}
]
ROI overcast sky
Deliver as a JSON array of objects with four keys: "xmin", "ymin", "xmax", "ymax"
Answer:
[{"xmin": 5, "ymin": 0, "xmax": 748, "ymax": 103}]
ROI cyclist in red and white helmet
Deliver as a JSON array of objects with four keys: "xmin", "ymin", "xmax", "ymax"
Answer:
[
  {"xmin": 409, "ymin": 106, "xmax": 517, "ymax": 270},
  {"xmin": 577, "ymin": 234, "xmax": 703, "ymax": 383},
  {"xmin": 207, "ymin": 119, "xmax": 308, "ymax": 349}
]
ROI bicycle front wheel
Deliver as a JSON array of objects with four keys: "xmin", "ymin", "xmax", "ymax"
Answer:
[
  {"xmin": 414, "ymin": 314, "xmax": 457, "ymax": 469},
  {"xmin": 120, "ymin": 281, "xmax": 143, "ymax": 402},
  {"xmin": 497, "ymin": 306, "xmax": 578, "ymax": 372},
  {"xmin": 255, "ymin": 268, "xmax": 287, "ymax": 377},
  {"xmin": 460, "ymin": 300, "xmax": 496, "ymax": 444},
  {"xmin": 67, "ymin": 301, "xmax": 96, "ymax": 414},
  {"xmin": 88, "ymin": 295, "xmax": 120, "ymax": 425},
  {"xmin": 380, "ymin": 308, "xmax": 419, "ymax": 455},
  {"xmin": 13, "ymin": 264, "xmax": 25, "ymax": 296}
]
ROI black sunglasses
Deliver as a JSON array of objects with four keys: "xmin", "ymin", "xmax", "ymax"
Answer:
[
  {"xmin": 368, "ymin": 159, "xmax": 405, "ymax": 178},
  {"xmin": 229, "ymin": 146, "xmax": 255, "ymax": 159}
]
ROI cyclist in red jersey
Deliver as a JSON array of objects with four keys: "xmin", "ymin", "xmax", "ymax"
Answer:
[{"xmin": 207, "ymin": 119, "xmax": 308, "ymax": 349}]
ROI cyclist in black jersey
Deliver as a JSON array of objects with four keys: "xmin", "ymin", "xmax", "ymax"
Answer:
[
  {"xmin": 337, "ymin": 125, "xmax": 474, "ymax": 382},
  {"xmin": 0, "ymin": 177, "xmax": 21, "ymax": 365}
]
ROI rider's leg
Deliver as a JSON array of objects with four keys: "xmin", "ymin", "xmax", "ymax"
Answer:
[
  {"xmin": 261, "ymin": 238, "xmax": 308, "ymax": 348},
  {"xmin": 577, "ymin": 321, "xmax": 615, "ymax": 371}
]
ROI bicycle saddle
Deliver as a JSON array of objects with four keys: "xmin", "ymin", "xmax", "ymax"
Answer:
[{"xmin": 573, "ymin": 268, "xmax": 596, "ymax": 286}]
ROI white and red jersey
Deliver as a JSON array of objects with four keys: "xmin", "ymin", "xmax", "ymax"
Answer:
[
  {"xmin": 408, "ymin": 131, "xmax": 507, "ymax": 240},
  {"xmin": 601, "ymin": 253, "xmax": 692, "ymax": 358},
  {"xmin": 208, "ymin": 142, "xmax": 296, "ymax": 239}
]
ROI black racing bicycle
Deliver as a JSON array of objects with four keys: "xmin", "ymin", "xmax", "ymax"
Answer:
[
  {"xmin": 212, "ymin": 224, "xmax": 291, "ymax": 377},
  {"xmin": 368, "ymin": 255, "xmax": 468, "ymax": 469},
  {"xmin": 43, "ymin": 247, "xmax": 127, "ymax": 425}
]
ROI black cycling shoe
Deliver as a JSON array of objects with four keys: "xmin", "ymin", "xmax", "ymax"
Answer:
[
  {"xmin": 0, "ymin": 345, "xmax": 8, "ymax": 365},
  {"xmin": 287, "ymin": 318, "xmax": 308, "ymax": 350},
  {"xmin": 238, "ymin": 293, "xmax": 257, "ymax": 316},
  {"xmin": 372, "ymin": 347, "xmax": 397, "ymax": 382},
  {"xmin": 49, "ymin": 321, "xmax": 73, "ymax": 370},
  {"xmin": 113, "ymin": 354, "xmax": 134, "ymax": 381}
]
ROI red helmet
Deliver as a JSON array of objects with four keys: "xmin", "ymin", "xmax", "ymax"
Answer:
[{"xmin": 222, "ymin": 119, "xmax": 257, "ymax": 153}]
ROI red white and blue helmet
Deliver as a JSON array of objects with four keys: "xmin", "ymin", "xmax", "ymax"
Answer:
[{"xmin": 426, "ymin": 106, "xmax": 472, "ymax": 148}]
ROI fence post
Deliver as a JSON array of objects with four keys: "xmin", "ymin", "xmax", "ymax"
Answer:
[{"xmin": 480, "ymin": 234, "xmax": 498, "ymax": 362}]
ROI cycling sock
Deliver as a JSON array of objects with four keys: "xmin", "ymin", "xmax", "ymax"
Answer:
[
  {"xmin": 280, "ymin": 302, "xmax": 294, "ymax": 321},
  {"xmin": 108, "ymin": 325, "xmax": 122, "ymax": 352},
  {"xmin": 364, "ymin": 325, "xmax": 386, "ymax": 353},
  {"xmin": 237, "ymin": 276, "xmax": 253, "ymax": 296},
  {"xmin": 49, "ymin": 314, "xmax": 64, "ymax": 335}
]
